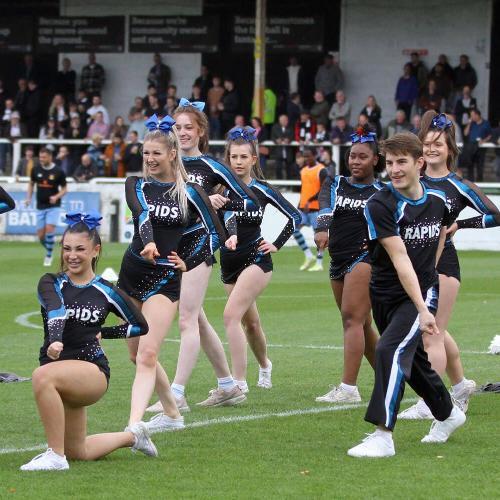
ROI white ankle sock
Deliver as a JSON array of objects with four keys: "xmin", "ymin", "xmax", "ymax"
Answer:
[
  {"xmin": 259, "ymin": 360, "xmax": 272, "ymax": 372},
  {"xmin": 234, "ymin": 379, "xmax": 248, "ymax": 390},
  {"xmin": 340, "ymin": 382, "xmax": 357, "ymax": 392},
  {"xmin": 452, "ymin": 379, "xmax": 466, "ymax": 393},
  {"xmin": 171, "ymin": 383, "xmax": 185, "ymax": 398},
  {"xmin": 218, "ymin": 376, "xmax": 236, "ymax": 391},
  {"xmin": 304, "ymin": 249, "xmax": 313, "ymax": 259}
]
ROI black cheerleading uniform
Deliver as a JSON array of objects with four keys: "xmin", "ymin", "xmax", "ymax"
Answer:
[
  {"xmin": 38, "ymin": 273, "xmax": 148, "ymax": 384},
  {"xmin": 362, "ymin": 182, "xmax": 453, "ymax": 430},
  {"xmin": 422, "ymin": 172, "xmax": 500, "ymax": 282},
  {"xmin": 316, "ymin": 175, "xmax": 384, "ymax": 280},
  {"xmin": 220, "ymin": 179, "xmax": 301, "ymax": 284},
  {"xmin": 0, "ymin": 186, "xmax": 15, "ymax": 214},
  {"xmin": 118, "ymin": 176, "xmax": 226, "ymax": 302},
  {"xmin": 180, "ymin": 155, "xmax": 260, "ymax": 266}
]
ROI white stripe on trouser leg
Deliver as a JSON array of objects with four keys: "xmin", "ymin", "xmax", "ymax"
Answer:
[{"xmin": 383, "ymin": 287, "xmax": 434, "ymax": 428}]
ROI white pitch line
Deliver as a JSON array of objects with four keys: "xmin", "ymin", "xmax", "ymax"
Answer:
[{"xmin": 15, "ymin": 311, "xmax": 42, "ymax": 330}]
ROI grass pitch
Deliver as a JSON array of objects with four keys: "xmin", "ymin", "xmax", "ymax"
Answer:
[{"xmin": 0, "ymin": 242, "xmax": 499, "ymax": 499}]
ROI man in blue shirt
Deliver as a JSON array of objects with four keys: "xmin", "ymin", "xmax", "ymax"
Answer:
[{"xmin": 461, "ymin": 109, "xmax": 492, "ymax": 181}]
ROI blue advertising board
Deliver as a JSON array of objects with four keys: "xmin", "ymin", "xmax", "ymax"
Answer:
[{"xmin": 5, "ymin": 192, "xmax": 100, "ymax": 234}]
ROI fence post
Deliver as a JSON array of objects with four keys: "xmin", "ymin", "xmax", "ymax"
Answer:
[
  {"xmin": 332, "ymin": 144, "xmax": 340, "ymax": 175},
  {"xmin": 12, "ymin": 141, "xmax": 21, "ymax": 177}
]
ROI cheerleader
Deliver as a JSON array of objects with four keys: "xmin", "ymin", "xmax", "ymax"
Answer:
[
  {"xmin": 399, "ymin": 111, "xmax": 500, "ymax": 419},
  {"xmin": 117, "ymin": 114, "xmax": 226, "ymax": 431},
  {"xmin": 21, "ymin": 212, "xmax": 153, "ymax": 471},
  {"xmin": 314, "ymin": 126, "xmax": 384, "ymax": 403}
]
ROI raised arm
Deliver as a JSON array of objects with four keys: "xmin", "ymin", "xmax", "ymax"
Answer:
[
  {"xmin": 125, "ymin": 176, "xmax": 154, "ymax": 246},
  {"xmin": 0, "ymin": 186, "xmax": 15, "ymax": 214},
  {"xmin": 93, "ymin": 280, "xmax": 149, "ymax": 339},
  {"xmin": 38, "ymin": 273, "xmax": 67, "ymax": 344}
]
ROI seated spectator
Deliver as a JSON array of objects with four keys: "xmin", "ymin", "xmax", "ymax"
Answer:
[
  {"xmin": 191, "ymin": 84, "xmax": 203, "ymax": 102},
  {"xmin": 68, "ymin": 102, "xmax": 80, "ymax": 120},
  {"xmin": 48, "ymin": 93, "xmax": 69, "ymax": 136},
  {"xmin": 328, "ymin": 90, "xmax": 351, "ymax": 124},
  {"xmin": 145, "ymin": 94, "xmax": 162, "ymax": 117},
  {"xmin": 330, "ymin": 116, "xmax": 354, "ymax": 144},
  {"xmin": 128, "ymin": 96, "xmax": 145, "ymax": 121},
  {"xmin": 418, "ymin": 79, "xmax": 444, "ymax": 114},
  {"xmin": 461, "ymin": 109, "xmax": 492, "ymax": 182},
  {"xmin": 104, "ymin": 133, "xmax": 126, "ymax": 177},
  {"xmin": 1, "ymin": 98, "xmax": 15, "ymax": 127},
  {"xmin": 128, "ymin": 111, "xmax": 147, "ymax": 141},
  {"xmin": 73, "ymin": 153, "xmax": 98, "ymax": 182},
  {"xmin": 124, "ymin": 131, "xmax": 143, "ymax": 175},
  {"xmin": 207, "ymin": 75, "xmax": 224, "ymax": 139},
  {"xmin": 86, "ymin": 111, "xmax": 110, "ymax": 139},
  {"xmin": 111, "ymin": 116, "xmax": 128, "ymax": 139},
  {"xmin": 86, "ymin": 133, "xmax": 106, "ymax": 176},
  {"xmin": 356, "ymin": 112, "xmax": 375, "ymax": 132},
  {"xmin": 287, "ymin": 92, "xmax": 303, "ymax": 128},
  {"xmin": 395, "ymin": 63, "xmax": 418, "ymax": 122},
  {"xmin": 409, "ymin": 114, "xmax": 422, "ymax": 134},
  {"xmin": 360, "ymin": 95, "xmax": 382, "ymax": 138},
  {"xmin": 39, "ymin": 117, "xmax": 62, "ymax": 140},
  {"xmin": 320, "ymin": 148, "xmax": 336, "ymax": 178},
  {"xmin": 55, "ymin": 145, "xmax": 76, "ymax": 176},
  {"xmin": 311, "ymin": 90, "xmax": 330, "ymax": 128},
  {"xmin": 295, "ymin": 110, "xmax": 316, "ymax": 143},
  {"xmin": 77, "ymin": 90, "xmax": 90, "ymax": 123},
  {"xmin": 234, "ymin": 114, "xmax": 245, "ymax": 128},
  {"xmin": 166, "ymin": 85, "xmax": 178, "ymax": 106},
  {"xmin": 17, "ymin": 146, "xmax": 39, "ymax": 177},
  {"xmin": 86, "ymin": 95, "xmax": 110, "ymax": 125},
  {"xmin": 454, "ymin": 85, "xmax": 477, "ymax": 133},
  {"xmin": 65, "ymin": 115, "xmax": 85, "ymax": 139},
  {"xmin": 270, "ymin": 113, "xmax": 295, "ymax": 179},
  {"xmin": 163, "ymin": 96, "xmax": 177, "ymax": 116},
  {"xmin": 385, "ymin": 109, "xmax": 412, "ymax": 138},
  {"xmin": 314, "ymin": 123, "xmax": 328, "ymax": 143},
  {"xmin": 143, "ymin": 85, "xmax": 158, "ymax": 109}
]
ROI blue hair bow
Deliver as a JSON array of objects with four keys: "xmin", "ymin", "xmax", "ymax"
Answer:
[
  {"xmin": 65, "ymin": 211, "xmax": 102, "ymax": 231},
  {"xmin": 144, "ymin": 114, "xmax": 176, "ymax": 133},
  {"xmin": 228, "ymin": 127, "xmax": 257, "ymax": 142},
  {"xmin": 179, "ymin": 97, "xmax": 205, "ymax": 112},
  {"xmin": 350, "ymin": 130, "xmax": 377, "ymax": 144},
  {"xmin": 431, "ymin": 113, "xmax": 452, "ymax": 130}
]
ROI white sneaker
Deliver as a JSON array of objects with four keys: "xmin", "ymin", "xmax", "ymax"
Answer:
[
  {"xmin": 236, "ymin": 382, "xmax": 249, "ymax": 394},
  {"xmin": 347, "ymin": 430, "xmax": 395, "ymax": 458},
  {"xmin": 451, "ymin": 379, "xmax": 476, "ymax": 413},
  {"xmin": 145, "ymin": 413, "xmax": 185, "ymax": 434},
  {"xmin": 421, "ymin": 406, "xmax": 466, "ymax": 443},
  {"xmin": 398, "ymin": 399, "xmax": 433, "ymax": 420},
  {"xmin": 315, "ymin": 385, "xmax": 361, "ymax": 403},
  {"xmin": 20, "ymin": 448, "xmax": 69, "ymax": 471},
  {"xmin": 299, "ymin": 256, "xmax": 315, "ymax": 271},
  {"xmin": 146, "ymin": 396, "xmax": 190, "ymax": 413},
  {"xmin": 128, "ymin": 422, "xmax": 158, "ymax": 457},
  {"xmin": 146, "ymin": 400, "xmax": 163, "ymax": 413},
  {"xmin": 257, "ymin": 360, "xmax": 272, "ymax": 389},
  {"xmin": 43, "ymin": 256, "xmax": 53, "ymax": 267}
]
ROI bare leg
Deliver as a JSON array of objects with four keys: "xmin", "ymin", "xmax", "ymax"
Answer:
[
  {"xmin": 241, "ymin": 301, "xmax": 269, "ymax": 369},
  {"xmin": 129, "ymin": 294, "xmax": 178, "ymax": 424},
  {"xmin": 223, "ymin": 266, "xmax": 272, "ymax": 381},
  {"xmin": 444, "ymin": 331, "xmax": 465, "ymax": 385}
]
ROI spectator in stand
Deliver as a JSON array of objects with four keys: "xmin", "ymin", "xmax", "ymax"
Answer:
[
  {"xmin": 314, "ymin": 54, "xmax": 344, "ymax": 105},
  {"xmin": 76, "ymin": 90, "xmax": 91, "ymax": 125},
  {"xmin": 73, "ymin": 153, "xmax": 98, "ymax": 182},
  {"xmin": 449, "ymin": 113, "xmax": 463, "ymax": 144},
  {"xmin": 191, "ymin": 84, "xmax": 203, "ymax": 103},
  {"xmin": 48, "ymin": 94, "xmax": 69, "ymax": 136},
  {"xmin": 17, "ymin": 146, "xmax": 39, "ymax": 177},
  {"xmin": 55, "ymin": 57, "xmax": 76, "ymax": 104},
  {"xmin": 432, "ymin": 54, "xmax": 455, "ymax": 84},
  {"xmin": 263, "ymin": 87, "xmax": 277, "ymax": 134},
  {"xmin": 331, "ymin": 116, "xmax": 353, "ymax": 176},
  {"xmin": 143, "ymin": 85, "xmax": 158, "ymax": 109},
  {"xmin": 110, "ymin": 116, "xmax": 128, "ymax": 139},
  {"xmin": 1, "ymin": 98, "xmax": 15, "ymax": 128},
  {"xmin": 454, "ymin": 54, "xmax": 478, "ymax": 92},
  {"xmin": 320, "ymin": 148, "xmax": 336, "ymax": 178},
  {"xmin": 418, "ymin": 79, "xmax": 444, "ymax": 114},
  {"xmin": 68, "ymin": 102, "xmax": 79, "ymax": 120},
  {"xmin": 147, "ymin": 53, "xmax": 171, "ymax": 100},
  {"xmin": 24, "ymin": 80, "xmax": 42, "ymax": 137},
  {"xmin": 145, "ymin": 94, "xmax": 162, "ymax": 117},
  {"xmin": 6, "ymin": 111, "xmax": 26, "ymax": 141},
  {"xmin": 408, "ymin": 51, "xmax": 428, "ymax": 95},
  {"xmin": 295, "ymin": 110, "xmax": 316, "ymax": 144},
  {"xmin": 55, "ymin": 145, "xmax": 76, "ymax": 177},
  {"xmin": 356, "ymin": 112, "xmax": 374, "ymax": 132},
  {"xmin": 0, "ymin": 79, "xmax": 6, "ymax": 115},
  {"xmin": 384, "ymin": 109, "xmax": 412, "ymax": 138},
  {"xmin": 289, "ymin": 150, "xmax": 304, "ymax": 180},
  {"xmin": 287, "ymin": 92, "xmax": 303, "ymax": 128},
  {"xmin": 19, "ymin": 53, "xmax": 41, "ymax": 85},
  {"xmin": 271, "ymin": 113, "xmax": 294, "ymax": 179},
  {"xmin": 166, "ymin": 85, "xmax": 178, "ymax": 106},
  {"xmin": 86, "ymin": 111, "xmax": 110, "ymax": 139},
  {"xmin": 429, "ymin": 63, "xmax": 453, "ymax": 107},
  {"xmin": 80, "ymin": 53, "xmax": 106, "ymax": 97},
  {"xmin": 86, "ymin": 133, "xmax": 106, "ymax": 176},
  {"xmin": 39, "ymin": 117, "xmax": 62, "ymax": 140},
  {"xmin": 284, "ymin": 56, "xmax": 306, "ymax": 101},
  {"xmin": 0, "ymin": 99, "xmax": 16, "ymax": 173},
  {"xmin": 234, "ymin": 114, "xmax": 245, "ymax": 128},
  {"xmin": 65, "ymin": 115, "xmax": 85, "ymax": 140},
  {"xmin": 104, "ymin": 133, "xmax": 126, "ymax": 177},
  {"xmin": 163, "ymin": 96, "xmax": 177, "ymax": 117},
  {"xmin": 409, "ymin": 113, "xmax": 422, "ymax": 134},
  {"xmin": 219, "ymin": 78, "xmax": 239, "ymax": 134},
  {"xmin": 86, "ymin": 95, "xmax": 110, "ymax": 125},
  {"xmin": 454, "ymin": 85, "xmax": 477, "ymax": 134},
  {"xmin": 194, "ymin": 65, "xmax": 212, "ymax": 101},
  {"xmin": 14, "ymin": 79, "xmax": 28, "ymax": 122},
  {"xmin": 207, "ymin": 75, "xmax": 224, "ymax": 139},
  {"xmin": 123, "ymin": 130, "xmax": 142, "ymax": 175},
  {"xmin": 461, "ymin": 109, "xmax": 492, "ymax": 182},
  {"xmin": 128, "ymin": 96, "xmax": 145, "ymax": 121},
  {"xmin": 395, "ymin": 64, "xmax": 418, "ymax": 121},
  {"xmin": 328, "ymin": 90, "xmax": 351, "ymax": 125},
  {"xmin": 361, "ymin": 95, "xmax": 382, "ymax": 138},
  {"xmin": 250, "ymin": 116, "xmax": 269, "ymax": 171},
  {"xmin": 311, "ymin": 90, "xmax": 330, "ymax": 128},
  {"xmin": 314, "ymin": 123, "xmax": 328, "ymax": 143},
  {"xmin": 128, "ymin": 110, "xmax": 147, "ymax": 141}
]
